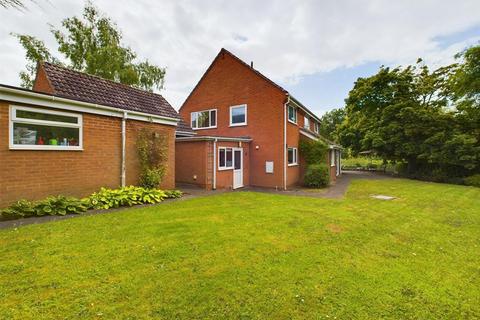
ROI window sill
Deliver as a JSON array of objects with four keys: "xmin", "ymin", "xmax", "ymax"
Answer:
[
  {"xmin": 288, "ymin": 163, "xmax": 298, "ymax": 167},
  {"xmin": 193, "ymin": 126, "xmax": 217, "ymax": 130},
  {"xmin": 288, "ymin": 119, "xmax": 297, "ymax": 125},
  {"xmin": 229, "ymin": 123, "xmax": 247, "ymax": 127},
  {"xmin": 10, "ymin": 146, "xmax": 84, "ymax": 151},
  {"xmin": 218, "ymin": 167, "xmax": 233, "ymax": 171}
]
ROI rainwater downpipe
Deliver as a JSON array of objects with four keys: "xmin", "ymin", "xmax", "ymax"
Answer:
[
  {"xmin": 213, "ymin": 138, "xmax": 218, "ymax": 190},
  {"xmin": 121, "ymin": 111, "xmax": 127, "ymax": 187},
  {"xmin": 283, "ymin": 95, "xmax": 290, "ymax": 190}
]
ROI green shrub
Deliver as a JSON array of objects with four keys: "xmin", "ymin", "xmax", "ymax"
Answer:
[
  {"xmin": 464, "ymin": 174, "xmax": 480, "ymax": 187},
  {"xmin": 299, "ymin": 140, "xmax": 328, "ymax": 165},
  {"xmin": 137, "ymin": 129, "xmax": 168, "ymax": 188},
  {"xmin": 304, "ymin": 164, "xmax": 330, "ymax": 188},
  {"xmin": 1, "ymin": 196, "xmax": 87, "ymax": 221},
  {"xmin": 164, "ymin": 190, "xmax": 183, "ymax": 199},
  {"xmin": 86, "ymin": 186, "xmax": 166, "ymax": 210},
  {"xmin": 139, "ymin": 168, "xmax": 165, "ymax": 189}
]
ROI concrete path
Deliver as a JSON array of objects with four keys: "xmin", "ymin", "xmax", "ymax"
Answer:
[{"xmin": 243, "ymin": 170, "xmax": 393, "ymax": 199}]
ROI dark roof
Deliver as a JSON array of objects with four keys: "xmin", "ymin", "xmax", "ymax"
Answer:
[
  {"xmin": 41, "ymin": 62, "xmax": 180, "ymax": 120},
  {"xmin": 181, "ymin": 48, "xmax": 321, "ymax": 122},
  {"xmin": 176, "ymin": 117, "xmax": 194, "ymax": 133}
]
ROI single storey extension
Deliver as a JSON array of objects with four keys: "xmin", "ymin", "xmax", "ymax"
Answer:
[{"xmin": 0, "ymin": 63, "xmax": 181, "ymax": 207}]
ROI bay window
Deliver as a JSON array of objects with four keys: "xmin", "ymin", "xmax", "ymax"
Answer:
[
  {"xmin": 191, "ymin": 109, "xmax": 217, "ymax": 129},
  {"xmin": 10, "ymin": 105, "xmax": 82, "ymax": 150}
]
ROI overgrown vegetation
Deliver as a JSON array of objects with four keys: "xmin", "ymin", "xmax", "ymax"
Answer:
[
  {"xmin": 0, "ymin": 186, "xmax": 182, "ymax": 220},
  {"xmin": 337, "ymin": 45, "xmax": 480, "ymax": 183},
  {"xmin": 1, "ymin": 180, "xmax": 479, "ymax": 319},
  {"xmin": 137, "ymin": 128, "xmax": 168, "ymax": 189},
  {"xmin": 299, "ymin": 139, "xmax": 330, "ymax": 187}
]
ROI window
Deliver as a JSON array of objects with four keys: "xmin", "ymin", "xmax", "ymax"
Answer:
[
  {"xmin": 288, "ymin": 105, "xmax": 297, "ymax": 123},
  {"xmin": 314, "ymin": 121, "xmax": 319, "ymax": 133},
  {"xmin": 10, "ymin": 105, "xmax": 82, "ymax": 150},
  {"xmin": 191, "ymin": 109, "xmax": 216, "ymax": 129},
  {"xmin": 304, "ymin": 116, "xmax": 310, "ymax": 129},
  {"xmin": 288, "ymin": 147, "xmax": 298, "ymax": 166},
  {"xmin": 219, "ymin": 147, "xmax": 233, "ymax": 170},
  {"xmin": 230, "ymin": 104, "xmax": 247, "ymax": 126}
]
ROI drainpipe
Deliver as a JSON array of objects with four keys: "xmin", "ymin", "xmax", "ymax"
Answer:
[
  {"xmin": 212, "ymin": 138, "xmax": 217, "ymax": 190},
  {"xmin": 283, "ymin": 95, "xmax": 290, "ymax": 190},
  {"xmin": 121, "ymin": 111, "xmax": 127, "ymax": 187}
]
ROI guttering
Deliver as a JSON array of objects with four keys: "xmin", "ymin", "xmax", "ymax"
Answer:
[
  {"xmin": 0, "ymin": 85, "xmax": 179, "ymax": 126},
  {"xmin": 176, "ymin": 136, "xmax": 252, "ymax": 142},
  {"xmin": 288, "ymin": 95, "xmax": 322, "ymax": 123},
  {"xmin": 121, "ymin": 112, "xmax": 127, "ymax": 187}
]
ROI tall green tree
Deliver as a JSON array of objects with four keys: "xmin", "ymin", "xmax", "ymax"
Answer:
[
  {"xmin": 13, "ymin": 2, "xmax": 165, "ymax": 91},
  {"xmin": 339, "ymin": 46, "xmax": 480, "ymax": 177},
  {"xmin": 318, "ymin": 108, "xmax": 345, "ymax": 142}
]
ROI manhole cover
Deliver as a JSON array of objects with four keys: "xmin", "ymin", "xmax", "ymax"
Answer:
[{"xmin": 370, "ymin": 194, "xmax": 396, "ymax": 200}]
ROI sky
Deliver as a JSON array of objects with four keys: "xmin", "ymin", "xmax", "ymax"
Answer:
[{"xmin": 1, "ymin": 0, "xmax": 480, "ymax": 116}]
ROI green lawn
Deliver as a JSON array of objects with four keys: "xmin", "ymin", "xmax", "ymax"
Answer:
[{"xmin": 1, "ymin": 179, "xmax": 479, "ymax": 319}]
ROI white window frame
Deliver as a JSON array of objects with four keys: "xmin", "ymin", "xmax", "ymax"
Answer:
[
  {"xmin": 229, "ymin": 104, "xmax": 247, "ymax": 127},
  {"xmin": 287, "ymin": 105, "xmax": 297, "ymax": 124},
  {"xmin": 304, "ymin": 116, "xmax": 310, "ymax": 130},
  {"xmin": 287, "ymin": 147, "xmax": 298, "ymax": 166},
  {"xmin": 314, "ymin": 121, "xmax": 319, "ymax": 134},
  {"xmin": 218, "ymin": 147, "xmax": 234, "ymax": 170},
  {"xmin": 330, "ymin": 150, "xmax": 336, "ymax": 167},
  {"xmin": 191, "ymin": 108, "xmax": 217, "ymax": 130},
  {"xmin": 9, "ymin": 105, "xmax": 83, "ymax": 151}
]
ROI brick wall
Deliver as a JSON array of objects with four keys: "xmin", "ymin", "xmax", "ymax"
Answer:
[
  {"xmin": 0, "ymin": 102, "xmax": 175, "ymax": 207},
  {"xmin": 179, "ymin": 51, "xmax": 286, "ymax": 189}
]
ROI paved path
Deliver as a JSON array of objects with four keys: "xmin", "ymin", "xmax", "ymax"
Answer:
[{"xmin": 244, "ymin": 170, "xmax": 393, "ymax": 199}]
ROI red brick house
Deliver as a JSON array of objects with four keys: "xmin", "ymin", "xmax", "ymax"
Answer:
[
  {"xmin": 176, "ymin": 48, "xmax": 341, "ymax": 190},
  {"xmin": 0, "ymin": 62, "xmax": 182, "ymax": 207}
]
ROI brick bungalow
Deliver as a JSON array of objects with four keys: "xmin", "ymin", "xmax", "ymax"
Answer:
[
  {"xmin": 177, "ymin": 48, "xmax": 341, "ymax": 190},
  {"xmin": 0, "ymin": 62, "xmax": 184, "ymax": 207}
]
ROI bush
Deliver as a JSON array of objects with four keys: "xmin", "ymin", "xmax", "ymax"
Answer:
[
  {"xmin": 299, "ymin": 140, "xmax": 328, "ymax": 165},
  {"xmin": 304, "ymin": 164, "xmax": 330, "ymax": 188},
  {"xmin": 85, "ymin": 186, "xmax": 167, "ymax": 210},
  {"xmin": 164, "ymin": 190, "xmax": 183, "ymax": 199},
  {"xmin": 464, "ymin": 174, "xmax": 480, "ymax": 187},
  {"xmin": 1, "ymin": 196, "xmax": 88, "ymax": 221}
]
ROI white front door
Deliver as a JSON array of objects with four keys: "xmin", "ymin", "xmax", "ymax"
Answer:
[{"xmin": 233, "ymin": 148, "xmax": 243, "ymax": 189}]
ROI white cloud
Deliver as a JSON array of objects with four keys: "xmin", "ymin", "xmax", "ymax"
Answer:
[{"xmin": 1, "ymin": 0, "xmax": 479, "ymax": 110}]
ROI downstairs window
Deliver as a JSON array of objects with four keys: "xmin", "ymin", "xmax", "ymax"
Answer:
[{"xmin": 10, "ymin": 105, "xmax": 83, "ymax": 150}]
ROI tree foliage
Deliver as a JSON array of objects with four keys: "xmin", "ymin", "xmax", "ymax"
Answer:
[
  {"xmin": 13, "ymin": 1, "xmax": 165, "ymax": 91},
  {"xmin": 338, "ymin": 47, "xmax": 480, "ymax": 179},
  {"xmin": 318, "ymin": 108, "xmax": 345, "ymax": 142}
]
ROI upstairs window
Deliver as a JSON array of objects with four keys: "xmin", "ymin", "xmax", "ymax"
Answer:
[
  {"xmin": 10, "ymin": 105, "xmax": 82, "ymax": 151},
  {"xmin": 304, "ymin": 116, "xmax": 310, "ymax": 130},
  {"xmin": 288, "ymin": 105, "xmax": 297, "ymax": 123},
  {"xmin": 288, "ymin": 147, "xmax": 298, "ymax": 166},
  {"xmin": 191, "ymin": 109, "xmax": 216, "ymax": 129},
  {"xmin": 314, "ymin": 121, "xmax": 319, "ymax": 133},
  {"xmin": 219, "ymin": 147, "xmax": 233, "ymax": 170},
  {"xmin": 230, "ymin": 104, "xmax": 247, "ymax": 126}
]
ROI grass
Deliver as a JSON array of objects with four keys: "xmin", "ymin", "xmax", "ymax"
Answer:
[{"xmin": 1, "ymin": 179, "xmax": 479, "ymax": 319}]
